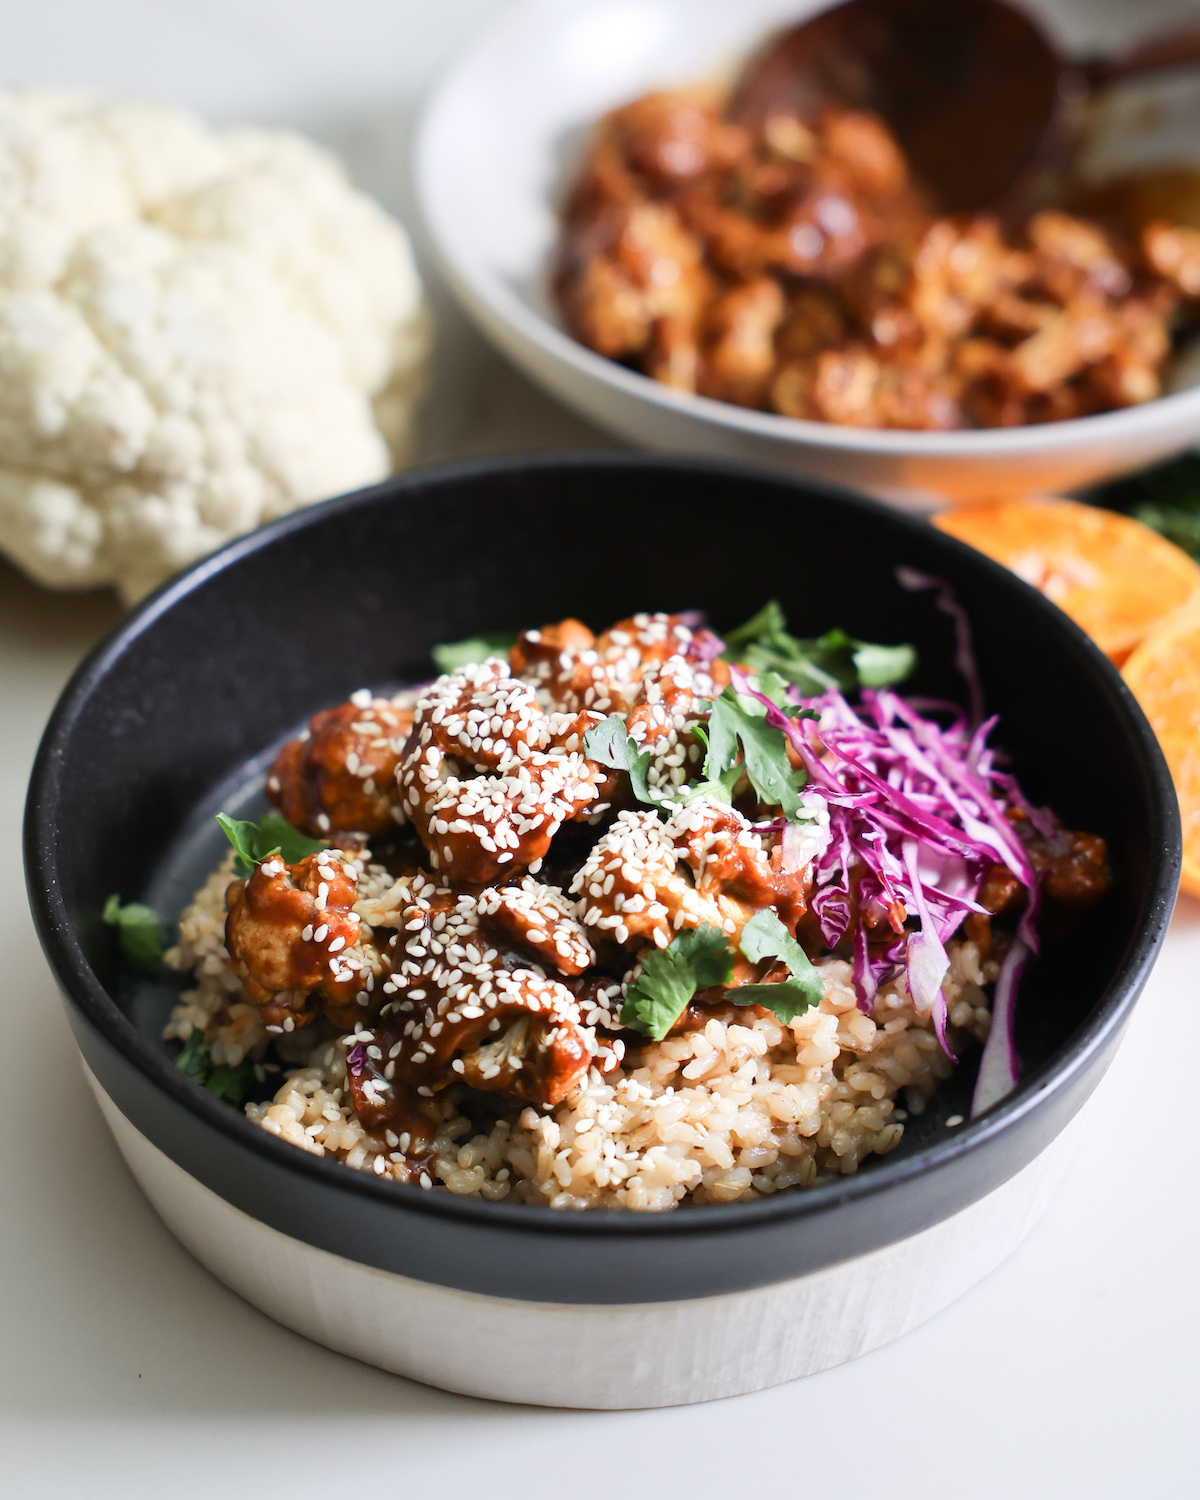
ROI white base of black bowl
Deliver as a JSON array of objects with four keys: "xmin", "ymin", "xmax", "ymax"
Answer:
[{"xmin": 85, "ymin": 1061, "xmax": 1082, "ymax": 1409}]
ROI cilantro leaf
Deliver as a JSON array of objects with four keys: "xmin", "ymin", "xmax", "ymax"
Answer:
[
  {"xmin": 216, "ymin": 812, "xmax": 325, "ymax": 876},
  {"xmin": 849, "ymin": 638, "xmax": 919, "ymax": 687},
  {"xmin": 102, "ymin": 894, "xmax": 165, "ymax": 967},
  {"xmin": 175, "ymin": 1029, "xmax": 256, "ymax": 1105},
  {"xmin": 216, "ymin": 813, "xmax": 269, "ymax": 874},
  {"xmin": 257, "ymin": 813, "xmax": 327, "ymax": 865},
  {"xmin": 687, "ymin": 722, "xmax": 744, "ymax": 804},
  {"xmin": 583, "ymin": 714, "xmax": 678, "ymax": 808},
  {"xmin": 746, "ymin": 668, "xmax": 791, "ymax": 709},
  {"xmin": 723, "ymin": 601, "xmax": 915, "ymax": 694},
  {"xmin": 620, "ymin": 924, "xmax": 734, "ymax": 1040},
  {"xmin": 205, "ymin": 1060, "xmax": 256, "ymax": 1106},
  {"xmin": 733, "ymin": 909, "xmax": 824, "ymax": 1022},
  {"xmin": 723, "ymin": 599, "xmax": 788, "ymax": 652},
  {"xmin": 432, "ymin": 633, "xmax": 518, "ymax": 673},
  {"xmin": 701, "ymin": 686, "xmax": 805, "ymax": 819},
  {"xmin": 175, "ymin": 1028, "xmax": 212, "ymax": 1082}
]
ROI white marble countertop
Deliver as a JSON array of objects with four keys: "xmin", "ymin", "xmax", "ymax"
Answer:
[{"xmin": 2, "ymin": 4, "xmax": 1198, "ymax": 1494}]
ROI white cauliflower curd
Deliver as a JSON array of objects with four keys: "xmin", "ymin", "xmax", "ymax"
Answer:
[{"xmin": 0, "ymin": 89, "xmax": 430, "ymax": 603}]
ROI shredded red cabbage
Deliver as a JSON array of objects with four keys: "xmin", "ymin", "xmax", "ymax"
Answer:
[
  {"xmin": 896, "ymin": 566, "xmax": 985, "ymax": 728},
  {"xmin": 674, "ymin": 610, "xmax": 725, "ymax": 663},
  {"xmin": 729, "ymin": 663, "xmax": 1042, "ymax": 1079},
  {"xmin": 346, "ymin": 1043, "xmax": 366, "ymax": 1078},
  {"xmin": 971, "ymin": 937, "xmax": 1028, "ymax": 1116}
]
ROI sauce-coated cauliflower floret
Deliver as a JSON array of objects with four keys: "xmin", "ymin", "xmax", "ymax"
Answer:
[
  {"xmin": 558, "ymin": 81, "xmax": 1198, "ymax": 431},
  {"xmin": 415, "ymin": 664, "xmax": 549, "ymax": 770},
  {"xmin": 224, "ymin": 850, "xmax": 370, "ymax": 1031},
  {"xmin": 671, "ymin": 798, "xmax": 811, "ymax": 931},
  {"xmin": 350, "ymin": 885, "xmax": 604, "ymax": 1122},
  {"xmin": 571, "ymin": 808, "xmax": 727, "ymax": 948},
  {"xmin": 477, "ymin": 876, "xmax": 596, "ymax": 975},
  {"xmin": 571, "ymin": 797, "xmax": 811, "ymax": 952},
  {"xmin": 511, "ymin": 611, "xmax": 727, "ymax": 714},
  {"xmin": 0, "ymin": 89, "xmax": 429, "ymax": 603},
  {"xmin": 267, "ymin": 696, "xmax": 413, "ymax": 838},
  {"xmin": 509, "ymin": 618, "xmax": 602, "ymax": 710},
  {"xmin": 398, "ymin": 660, "xmax": 607, "ymax": 883},
  {"xmin": 626, "ymin": 652, "xmax": 725, "ymax": 794}
]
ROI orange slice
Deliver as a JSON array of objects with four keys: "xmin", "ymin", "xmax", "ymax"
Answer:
[
  {"xmin": 1122, "ymin": 603, "xmax": 1200, "ymax": 899},
  {"xmin": 934, "ymin": 497, "xmax": 1200, "ymax": 665}
]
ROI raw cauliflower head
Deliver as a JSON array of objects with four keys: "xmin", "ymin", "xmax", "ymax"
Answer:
[{"xmin": 0, "ymin": 89, "xmax": 430, "ymax": 603}]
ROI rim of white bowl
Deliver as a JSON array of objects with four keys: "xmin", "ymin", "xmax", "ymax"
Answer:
[{"xmin": 413, "ymin": 0, "xmax": 1200, "ymax": 460}]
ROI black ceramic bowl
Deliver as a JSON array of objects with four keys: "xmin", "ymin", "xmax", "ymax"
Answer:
[{"xmin": 24, "ymin": 454, "xmax": 1179, "ymax": 1407}]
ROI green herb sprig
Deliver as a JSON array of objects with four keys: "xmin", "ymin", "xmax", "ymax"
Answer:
[
  {"xmin": 585, "ymin": 675, "xmax": 813, "ymax": 818},
  {"xmin": 724, "ymin": 600, "xmax": 916, "ymax": 694},
  {"xmin": 620, "ymin": 924, "xmax": 734, "ymax": 1040},
  {"xmin": 697, "ymin": 681, "xmax": 813, "ymax": 819},
  {"xmin": 620, "ymin": 916, "xmax": 825, "ymax": 1039},
  {"xmin": 731, "ymin": 910, "xmax": 824, "ymax": 1022},
  {"xmin": 432, "ymin": 633, "xmax": 518, "ymax": 674},
  {"xmin": 102, "ymin": 895, "xmax": 165, "ymax": 967},
  {"xmin": 174, "ymin": 1028, "xmax": 256, "ymax": 1106},
  {"xmin": 216, "ymin": 812, "xmax": 326, "ymax": 876},
  {"xmin": 582, "ymin": 716, "xmax": 680, "ymax": 809}
]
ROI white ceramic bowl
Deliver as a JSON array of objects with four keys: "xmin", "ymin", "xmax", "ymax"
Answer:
[{"xmin": 414, "ymin": 0, "xmax": 1200, "ymax": 507}]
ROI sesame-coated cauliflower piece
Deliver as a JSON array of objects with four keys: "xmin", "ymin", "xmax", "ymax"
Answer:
[
  {"xmin": 398, "ymin": 659, "xmax": 609, "ymax": 884},
  {"xmin": 355, "ymin": 883, "xmax": 603, "ymax": 1118},
  {"xmin": 0, "ymin": 89, "xmax": 430, "ymax": 604},
  {"xmin": 571, "ymin": 796, "xmax": 811, "ymax": 952},
  {"xmin": 267, "ymin": 694, "xmax": 414, "ymax": 839},
  {"xmin": 477, "ymin": 877, "xmax": 596, "ymax": 975},
  {"xmin": 511, "ymin": 611, "xmax": 728, "ymax": 714},
  {"xmin": 224, "ymin": 848, "xmax": 374, "ymax": 1032},
  {"xmin": 572, "ymin": 807, "xmax": 728, "ymax": 949}
]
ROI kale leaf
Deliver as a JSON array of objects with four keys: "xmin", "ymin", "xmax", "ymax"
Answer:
[
  {"xmin": 216, "ymin": 812, "xmax": 326, "ymax": 876},
  {"xmin": 620, "ymin": 924, "xmax": 735, "ymax": 1040},
  {"xmin": 432, "ymin": 633, "xmax": 518, "ymax": 673},
  {"xmin": 733, "ymin": 909, "xmax": 825, "ymax": 1022},
  {"xmin": 102, "ymin": 894, "xmax": 165, "ymax": 967},
  {"xmin": 724, "ymin": 600, "xmax": 916, "ymax": 694}
]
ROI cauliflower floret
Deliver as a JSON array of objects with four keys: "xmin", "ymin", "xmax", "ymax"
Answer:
[{"xmin": 0, "ymin": 88, "xmax": 430, "ymax": 603}]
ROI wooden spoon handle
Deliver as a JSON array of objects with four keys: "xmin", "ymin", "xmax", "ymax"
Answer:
[{"xmin": 1083, "ymin": 23, "xmax": 1200, "ymax": 88}]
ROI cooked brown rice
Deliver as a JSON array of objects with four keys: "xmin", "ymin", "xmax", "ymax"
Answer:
[{"xmin": 165, "ymin": 850, "xmax": 994, "ymax": 1211}]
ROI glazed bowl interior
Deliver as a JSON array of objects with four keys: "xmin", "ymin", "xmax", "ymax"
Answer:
[
  {"xmin": 414, "ymin": 0, "xmax": 1200, "ymax": 502},
  {"xmin": 25, "ymin": 455, "xmax": 1178, "ymax": 1265}
]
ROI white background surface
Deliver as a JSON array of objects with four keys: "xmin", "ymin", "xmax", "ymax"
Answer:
[{"xmin": 1, "ymin": 2, "xmax": 1198, "ymax": 1495}]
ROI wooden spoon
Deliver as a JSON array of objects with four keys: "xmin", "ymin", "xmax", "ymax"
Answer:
[{"xmin": 729, "ymin": 0, "xmax": 1200, "ymax": 213}]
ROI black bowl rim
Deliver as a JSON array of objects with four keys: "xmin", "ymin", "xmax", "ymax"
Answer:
[{"xmin": 24, "ymin": 450, "xmax": 1181, "ymax": 1244}]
